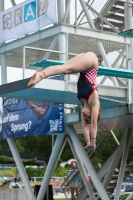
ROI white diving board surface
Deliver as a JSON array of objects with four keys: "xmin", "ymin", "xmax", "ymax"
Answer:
[{"xmin": 29, "ymin": 59, "xmax": 133, "ymax": 79}]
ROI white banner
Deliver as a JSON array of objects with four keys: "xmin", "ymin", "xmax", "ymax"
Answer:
[{"xmin": 0, "ymin": 0, "xmax": 58, "ymax": 44}]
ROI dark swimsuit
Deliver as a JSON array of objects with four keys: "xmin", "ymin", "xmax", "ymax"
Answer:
[{"xmin": 77, "ymin": 67, "xmax": 98, "ymax": 101}]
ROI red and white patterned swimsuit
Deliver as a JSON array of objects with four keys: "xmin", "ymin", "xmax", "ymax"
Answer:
[{"xmin": 77, "ymin": 67, "xmax": 98, "ymax": 101}]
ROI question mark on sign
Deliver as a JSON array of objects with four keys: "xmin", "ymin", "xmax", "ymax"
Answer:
[{"xmin": 28, "ymin": 121, "xmax": 32, "ymax": 129}]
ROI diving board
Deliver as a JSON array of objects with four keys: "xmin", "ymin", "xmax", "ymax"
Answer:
[
  {"xmin": 29, "ymin": 59, "xmax": 133, "ymax": 79},
  {"xmin": 0, "ymin": 78, "xmax": 79, "ymax": 105},
  {"xmin": 118, "ymin": 29, "xmax": 133, "ymax": 38},
  {"xmin": 0, "ymin": 77, "xmax": 127, "ymax": 109}
]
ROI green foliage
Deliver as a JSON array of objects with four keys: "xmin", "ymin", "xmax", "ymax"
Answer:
[
  {"xmin": 0, "ymin": 168, "xmax": 17, "ymax": 177},
  {"xmin": 15, "ymin": 139, "xmax": 25, "ymax": 152},
  {"xmin": 26, "ymin": 167, "xmax": 46, "ymax": 177},
  {"xmin": 11, "ymin": 168, "xmax": 18, "ymax": 176},
  {"xmin": 0, "ymin": 140, "xmax": 9, "ymax": 151},
  {"xmin": 24, "ymin": 158, "xmax": 37, "ymax": 165},
  {"xmin": 0, "ymin": 155, "xmax": 10, "ymax": 164},
  {"xmin": 18, "ymin": 166, "xmax": 69, "ymax": 178},
  {"xmin": 53, "ymin": 167, "xmax": 69, "ymax": 177},
  {"xmin": 14, "ymin": 135, "xmax": 53, "ymax": 160},
  {"xmin": 0, "ymin": 129, "xmax": 124, "ymax": 173}
]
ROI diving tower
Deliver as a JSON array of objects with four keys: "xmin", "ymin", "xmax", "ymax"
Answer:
[{"xmin": 0, "ymin": 0, "xmax": 133, "ymax": 200}]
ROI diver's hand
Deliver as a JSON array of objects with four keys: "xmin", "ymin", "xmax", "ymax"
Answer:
[{"xmin": 28, "ymin": 72, "xmax": 44, "ymax": 88}]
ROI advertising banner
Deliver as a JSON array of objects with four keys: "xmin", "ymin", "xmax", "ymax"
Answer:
[
  {"xmin": 0, "ymin": 0, "xmax": 58, "ymax": 44},
  {"xmin": 0, "ymin": 75, "xmax": 64, "ymax": 139}
]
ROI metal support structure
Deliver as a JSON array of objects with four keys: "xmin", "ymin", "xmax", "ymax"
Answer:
[
  {"xmin": 10, "ymin": 0, "xmax": 16, "ymax": 6},
  {"xmin": 98, "ymin": 41, "xmax": 119, "ymax": 86},
  {"xmin": 79, "ymin": 0, "xmax": 95, "ymax": 29},
  {"xmin": 86, "ymin": 3, "xmax": 119, "ymax": 33},
  {"xmin": 7, "ymin": 138, "xmax": 36, "ymax": 200},
  {"xmin": 58, "ymin": 33, "xmax": 67, "ymax": 62},
  {"xmin": 0, "ymin": 54, "xmax": 7, "ymax": 84},
  {"xmin": 0, "ymin": 1, "xmax": 6, "ymax": 85},
  {"xmin": 58, "ymin": 33, "xmax": 68, "ymax": 91},
  {"xmin": 130, "ymin": 37, "xmax": 133, "ymax": 103},
  {"xmin": 100, "ymin": 48, "xmax": 126, "ymax": 85},
  {"xmin": 66, "ymin": 125, "xmax": 110, "ymax": 200},
  {"xmin": 125, "ymin": 0, "xmax": 133, "ymax": 105},
  {"xmin": 57, "ymin": 0, "xmax": 65, "ymax": 24},
  {"xmin": 37, "ymin": 134, "xmax": 66, "ymax": 200},
  {"xmin": 126, "ymin": 0, "xmax": 132, "ymax": 30},
  {"xmin": 37, "ymin": 36, "xmax": 58, "ymax": 72},
  {"xmin": 97, "ymin": 151, "xmax": 117, "ymax": 180},
  {"xmin": 23, "ymin": 46, "xmax": 26, "ymax": 79},
  {"xmin": 112, "ymin": 49, "xmax": 126, "ymax": 68},
  {"xmin": 114, "ymin": 128, "xmax": 133, "ymax": 200},
  {"xmin": 0, "ymin": 0, "xmax": 4, "ymax": 11},
  {"xmin": 68, "ymin": 136, "xmax": 96, "ymax": 200},
  {"xmin": 63, "ymin": 0, "xmax": 71, "ymax": 23},
  {"xmin": 101, "ymin": 131, "xmax": 127, "ymax": 190},
  {"xmin": 75, "ymin": 0, "xmax": 77, "ymax": 26},
  {"xmin": 94, "ymin": 131, "xmax": 127, "ymax": 200},
  {"xmin": 58, "ymin": 32, "xmax": 69, "ymax": 112},
  {"xmin": 110, "ymin": 130, "xmax": 120, "ymax": 145}
]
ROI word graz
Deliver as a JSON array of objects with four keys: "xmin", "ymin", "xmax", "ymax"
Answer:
[{"xmin": 3, "ymin": 0, "xmax": 49, "ymax": 30}]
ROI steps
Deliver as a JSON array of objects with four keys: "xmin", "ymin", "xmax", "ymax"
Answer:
[{"xmin": 94, "ymin": 0, "xmax": 127, "ymax": 32}]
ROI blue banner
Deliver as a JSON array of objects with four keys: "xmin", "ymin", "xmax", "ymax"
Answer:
[{"xmin": 0, "ymin": 75, "xmax": 64, "ymax": 139}]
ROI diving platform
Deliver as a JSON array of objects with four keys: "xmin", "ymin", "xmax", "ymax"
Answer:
[
  {"xmin": 0, "ymin": 76, "xmax": 130, "ymax": 134},
  {"xmin": 118, "ymin": 29, "xmax": 133, "ymax": 38},
  {"xmin": 29, "ymin": 59, "xmax": 133, "ymax": 79},
  {"xmin": 0, "ymin": 77, "xmax": 127, "ymax": 108}
]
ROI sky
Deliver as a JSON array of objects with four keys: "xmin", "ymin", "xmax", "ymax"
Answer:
[{"xmin": 2, "ymin": 0, "xmax": 114, "ymax": 86}]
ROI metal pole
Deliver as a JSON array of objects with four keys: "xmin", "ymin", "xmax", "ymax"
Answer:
[
  {"xmin": 10, "ymin": 0, "xmax": 16, "ymax": 6},
  {"xmin": 102, "ymin": 131, "xmax": 127, "ymax": 190},
  {"xmin": 114, "ymin": 128, "xmax": 133, "ymax": 200},
  {"xmin": 58, "ymin": 32, "xmax": 68, "ymax": 112},
  {"xmin": 23, "ymin": 46, "xmax": 26, "ymax": 79},
  {"xmin": 126, "ymin": 0, "xmax": 132, "ymax": 29},
  {"xmin": 7, "ymin": 138, "xmax": 36, "ymax": 200},
  {"xmin": 126, "ymin": 0, "xmax": 133, "ymax": 105},
  {"xmin": 0, "ymin": 0, "xmax": 4, "ymax": 11},
  {"xmin": 37, "ymin": 35, "xmax": 58, "ymax": 72},
  {"xmin": 66, "ymin": 125, "xmax": 110, "ymax": 200},
  {"xmin": 57, "ymin": 0, "xmax": 64, "ymax": 23},
  {"xmin": 37, "ymin": 134, "xmax": 66, "ymax": 200},
  {"xmin": 63, "ymin": 0, "xmax": 71, "ymax": 23},
  {"xmin": 1, "ymin": 54, "xmax": 7, "ymax": 84},
  {"xmin": 98, "ymin": 40, "xmax": 118, "ymax": 86},
  {"xmin": 0, "ymin": 0, "xmax": 6, "ymax": 84},
  {"xmin": 125, "ymin": 188, "xmax": 133, "ymax": 199},
  {"xmin": 68, "ymin": 137, "xmax": 96, "ymax": 200},
  {"xmin": 110, "ymin": 130, "xmax": 120, "ymax": 145},
  {"xmin": 75, "ymin": 0, "xmax": 77, "ymax": 26},
  {"xmin": 58, "ymin": 33, "xmax": 67, "ymax": 62},
  {"xmin": 79, "ymin": 0, "xmax": 95, "ymax": 29}
]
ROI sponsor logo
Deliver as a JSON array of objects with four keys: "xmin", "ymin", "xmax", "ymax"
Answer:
[{"xmin": 2, "ymin": 0, "xmax": 49, "ymax": 30}]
